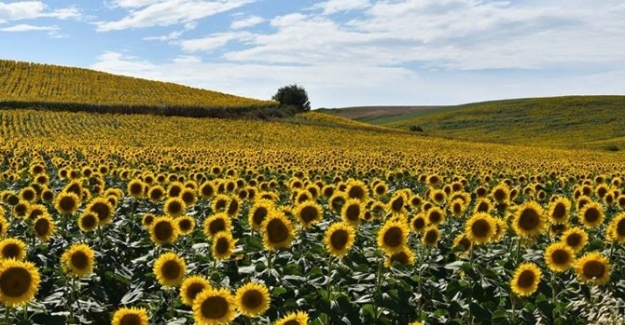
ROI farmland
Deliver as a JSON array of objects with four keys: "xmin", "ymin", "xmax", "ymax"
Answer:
[{"xmin": 0, "ymin": 106, "xmax": 623, "ymax": 325}]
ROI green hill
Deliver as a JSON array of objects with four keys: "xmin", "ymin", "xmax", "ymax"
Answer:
[
  {"xmin": 0, "ymin": 59, "xmax": 278, "ymax": 117},
  {"xmin": 331, "ymin": 96, "xmax": 625, "ymax": 150}
]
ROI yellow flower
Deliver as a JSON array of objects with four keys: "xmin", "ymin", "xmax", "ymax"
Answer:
[
  {"xmin": 61, "ymin": 243, "xmax": 95, "ymax": 277},
  {"xmin": 341, "ymin": 199, "xmax": 364, "ymax": 227},
  {"xmin": 294, "ymin": 201, "xmax": 323, "ymax": 229},
  {"xmin": 607, "ymin": 212, "xmax": 625, "ymax": 243},
  {"xmin": 149, "ymin": 216, "xmax": 180, "ymax": 246},
  {"xmin": 153, "ymin": 252, "xmax": 186, "ymax": 288},
  {"xmin": 384, "ymin": 246, "xmax": 415, "ymax": 268},
  {"xmin": 203, "ymin": 212, "xmax": 232, "ymax": 238},
  {"xmin": 32, "ymin": 214, "xmax": 56, "ymax": 242},
  {"xmin": 512, "ymin": 201, "xmax": 546, "ymax": 237},
  {"xmin": 163, "ymin": 197, "xmax": 186, "ymax": 218},
  {"xmin": 0, "ymin": 238, "xmax": 27, "ymax": 260},
  {"xmin": 510, "ymin": 262, "xmax": 541, "ymax": 297},
  {"xmin": 0, "ymin": 259, "xmax": 41, "ymax": 307},
  {"xmin": 176, "ymin": 215, "xmax": 195, "ymax": 235},
  {"xmin": 235, "ymin": 282, "xmax": 271, "ymax": 317},
  {"xmin": 111, "ymin": 306, "xmax": 149, "ymax": 325},
  {"xmin": 578, "ymin": 201, "xmax": 604, "ymax": 229},
  {"xmin": 548, "ymin": 196, "xmax": 571, "ymax": 224},
  {"xmin": 211, "ymin": 231, "xmax": 237, "ymax": 260},
  {"xmin": 275, "ymin": 311, "xmax": 309, "ymax": 325},
  {"xmin": 560, "ymin": 227, "xmax": 588, "ymax": 252},
  {"xmin": 54, "ymin": 192, "xmax": 81, "ymax": 215},
  {"xmin": 248, "ymin": 199, "xmax": 274, "ymax": 231},
  {"xmin": 377, "ymin": 219, "xmax": 409, "ymax": 254},
  {"xmin": 180, "ymin": 275, "xmax": 212, "ymax": 306},
  {"xmin": 464, "ymin": 213, "xmax": 495, "ymax": 245},
  {"xmin": 86, "ymin": 197, "xmax": 115, "ymax": 225},
  {"xmin": 262, "ymin": 211, "xmax": 295, "ymax": 251},
  {"xmin": 421, "ymin": 226, "xmax": 440, "ymax": 247},
  {"xmin": 323, "ymin": 222, "xmax": 356, "ymax": 258},
  {"xmin": 192, "ymin": 288, "xmax": 236, "ymax": 325},
  {"xmin": 574, "ymin": 251, "xmax": 611, "ymax": 286},
  {"xmin": 544, "ymin": 242, "xmax": 575, "ymax": 273}
]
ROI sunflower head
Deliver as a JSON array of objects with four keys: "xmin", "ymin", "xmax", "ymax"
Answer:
[
  {"xmin": 78, "ymin": 212, "xmax": 99, "ymax": 232},
  {"xmin": 323, "ymin": 222, "xmax": 356, "ymax": 258},
  {"xmin": 578, "ymin": 202, "xmax": 605, "ymax": 229},
  {"xmin": 453, "ymin": 233, "xmax": 473, "ymax": 256},
  {"xmin": 384, "ymin": 246, "xmax": 416, "ymax": 268},
  {"xmin": 33, "ymin": 214, "xmax": 56, "ymax": 242},
  {"xmin": 464, "ymin": 213, "xmax": 495, "ymax": 245},
  {"xmin": 510, "ymin": 262, "xmax": 541, "ymax": 297},
  {"xmin": 346, "ymin": 180, "xmax": 369, "ymax": 202},
  {"xmin": 87, "ymin": 197, "xmax": 115, "ymax": 225},
  {"xmin": 111, "ymin": 307, "xmax": 149, "ymax": 325},
  {"xmin": 180, "ymin": 275, "xmax": 212, "ymax": 306},
  {"xmin": 574, "ymin": 251, "xmax": 611, "ymax": 286},
  {"xmin": 544, "ymin": 242, "xmax": 575, "ymax": 273},
  {"xmin": 149, "ymin": 216, "xmax": 180, "ymax": 246},
  {"xmin": 148, "ymin": 185, "xmax": 165, "ymax": 203},
  {"xmin": 0, "ymin": 258, "xmax": 40, "ymax": 308},
  {"xmin": 294, "ymin": 201, "xmax": 323, "ymax": 229},
  {"xmin": 192, "ymin": 288, "xmax": 236, "ymax": 325},
  {"xmin": 426, "ymin": 206, "xmax": 445, "ymax": 226},
  {"xmin": 127, "ymin": 179, "xmax": 146, "ymax": 199},
  {"xmin": 235, "ymin": 282, "xmax": 271, "ymax": 317},
  {"xmin": 0, "ymin": 238, "xmax": 27, "ymax": 260},
  {"xmin": 164, "ymin": 197, "xmax": 186, "ymax": 218},
  {"xmin": 608, "ymin": 212, "xmax": 625, "ymax": 243},
  {"xmin": 341, "ymin": 199, "xmax": 364, "ymax": 227},
  {"xmin": 560, "ymin": 227, "xmax": 588, "ymax": 252},
  {"xmin": 153, "ymin": 252, "xmax": 186, "ymax": 288},
  {"xmin": 421, "ymin": 226, "xmax": 440, "ymax": 247},
  {"xmin": 410, "ymin": 214, "xmax": 427, "ymax": 233},
  {"xmin": 211, "ymin": 231, "xmax": 237, "ymax": 260},
  {"xmin": 275, "ymin": 310, "xmax": 309, "ymax": 325},
  {"xmin": 261, "ymin": 211, "xmax": 295, "ymax": 251},
  {"xmin": 61, "ymin": 243, "xmax": 95, "ymax": 278},
  {"xmin": 176, "ymin": 215, "xmax": 195, "ymax": 235},
  {"xmin": 512, "ymin": 201, "xmax": 546, "ymax": 237},
  {"xmin": 377, "ymin": 219, "xmax": 409, "ymax": 254},
  {"xmin": 54, "ymin": 192, "xmax": 81, "ymax": 216},
  {"xmin": 203, "ymin": 212, "xmax": 232, "ymax": 238},
  {"xmin": 248, "ymin": 200, "xmax": 274, "ymax": 231}
]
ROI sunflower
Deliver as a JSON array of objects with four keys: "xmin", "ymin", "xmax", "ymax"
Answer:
[
  {"xmin": 211, "ymin": 194, "xmax": 230, "ymax": 212},
  {"xmin": 235, "ymin": 282, "xmax": 271, "ymax": 317},
  {"xmin": 275, "ymin": 310, "xmax": 309, "ymax": 325},
  {"xmin": 387, "ymin": 192, "xmax": 407, "ymax": 215},
  {"xmin": 512, "ymin": 201, "xmax": 546, "ymax": 237},
  {"xmin": 262, "ymin": 212, "xmax": 295, "ymax": 251},
  {"xmin": 510, "ymin": 262, "xmax": 541, "ymax": 297},
  {"xmin": 248, "ymin": 200, "xmax": 274, "ymax": 231},
  {"xmin": 61, "ymin": 243, "xmax": 95, "ymax": 277},
  {"xmin": 377, "ymin": 220, "xmax": 409, "ymax": 254},
  {"xmin": 429, "ymin": 188, "xmax": 447, "ymax": 206},
  {"xmin": 473, "ymin": 198, "xmax": 492, "ymax": 214},
  {"xmin": 410, "ymin": 214, "xmax": 427, "ymax": 233},
  {"xmin": 141, "ymin": 213, "xmax": 156, "ymax": 228},
  {"xmin": 147, "ymin": 185, "xmax": 166, "ymax": 203},
  {"xmin": 329, "ymin": 192, "xmax": 347, "ymax": 213},
  {"xmin": 226, "ymin": 196, "xmax": 241, "ymax": 218},
  {"xmin": 578, "ymin": 202, "xmax": 604, "ymax": 229},
  {"xmin": 574, "ymin": 251, "xmax": 611, "ymax": 285},
  {"xmin": 54, "ymin": 192, "xmax": 81, "ymax": 216},
  {"xmin": 180, "ymin": 275, "xmax": 212, "ymax": 306},
  {"xmin": 548, "ymin": 197, "xmax": 571, "ymax": 224},
  {"xmin": 453, "ymin": 233, "xmax": 472, "ymax": 255},
  {"xmin": 86, "ymin": 197, "xmax": 115, "ymax": 225},
  {"xmin": 180, "ymin": 188, "xmax": 197, "ymax": 207},
  {"xmin": 607, "ymin": 212, "xmax": 625, "ymax": 243},
  {"xmin": 12, "ymin": 201, "xmax": 30, "ymax": 218},
  {"xmin": 544, "ymin": 242, "xmax": 575, "ymax": 273},
  {"xmin": 127, "ymin": 179, "xmax": 146, "ymax": 199},
  {"xmin": 199, "ymin": 181, "xmax": 216, "ymax": 199},
  {"xmin": 212, "ymin": 231, "xmax": 237, "ymax": 260},
  {"xmin": 203, "ymin": 213, "xmax": 232, "ymax": 238},
  {"xmin": 449, "ymin": 198, "xmax": 466, "ymax": 218},
  {"xmin": 421, "ymin": 226, "xmax": 440, "ymax": 247},
  {"xmin": 41, "ymin": 188, "xmax": 55, "ymax": 203},
  {"xmin": 491, "ymin": 217, "xmax": 507, "ymax": 243},
  {"xmin": 0, "ymin": 259, "xmax": 41, "ymax": 307},
  {"xmin": 192, "ymin": 288, "xmax": 236, "ymax": 325},
  {"xmin": 294, "ymin": 201, "xmax": 323, "ymax": 229},
  {"xmin": 384, "ymin": 246, "xmax": 415, "ymax": 268},
  {"xmin": 341, "ymin": 199, "xmax": 364, "ymax": 227},
  {"xmin": 19, "ymin": 187, "xmax": 37, "ymax": 203},
  {"xmin": 0, "ymin": 238, "xmax": 27, "ymax": 260},
  {"xmin": 426, "ymin": 206, "xmax": 445, "ymax": 226},
  {"xmin": 464, "ymin": 213, "xmax": 495, "ymax": 245},
  {"xmin": 323, "ymin": 222, "xmax": 356, "ymax": 258},
  {"xmin": 560, "ymin": 227, "xmax": 589, "ymax": 252},
  {"xmin": 164, "ymin": 197, "xmax": 186, "ymax": 218},
  {"xmin": 25, "ymin": 204, "xmax": 46, "ymax": 221},
  {"xmin": 78, "ymin": 212, "xmax": 99, "ymax": 232},
  {"xmin": 153, "ymin": 252, "xmax": 186, "ymax": 288},
  {"xmin": 111, "ymin": 306, "xmax": 149, "ymax": 325},
  {"xmin": 33, "ymin": 214, "xmax": 56, "ymax": 242},
  {"xmin": 176, "ymin": 215, "xmax": 195, "ymax": 235},
  {"xmin": 149, "ymin": 216, "xmax": 180, "ymax": 246},
  {"xmin": 346, "ymin": 180, "xmax": 368, "ymax": 201}
]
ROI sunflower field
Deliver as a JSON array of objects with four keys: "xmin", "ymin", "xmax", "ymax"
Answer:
[{"xmin": 0, "ymin": 108, "xmax": 624, "ymax": 325}]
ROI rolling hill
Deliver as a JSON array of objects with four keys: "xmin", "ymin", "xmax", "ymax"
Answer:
[{"xmin": 326, "ymin": 96, "xmax": 625, "ymax": 150}]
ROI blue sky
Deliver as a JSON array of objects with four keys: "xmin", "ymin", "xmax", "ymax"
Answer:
[{"xmin": 1, "ymin": 0, "xmax": 624, "ymax": 108}]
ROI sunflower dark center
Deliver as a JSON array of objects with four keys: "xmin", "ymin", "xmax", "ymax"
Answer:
[
  {"xmin": 130, "ymin": 184, "xmax": 143, "ymax": 195},
  {"xmin": 162, "ymin": 260, "xmax": 181, "ymax": 280},
  {"xmin": 390, "ymin": 251, "xmax": 409, "ymax": 264},
  {"xmin": 477, "ymin": 202, "xmax": 489, "ymax": 212},
  {"xmin": 34, "ymin": 219, "xmax": 50, "ymax": 236},
  {"xmin": 82, "ymin": 214, "xmax": 98, "ymax": 229},
  {"xmin": 215, "ymin": 238, "xmax": 230, "ymax": 255},
  {"xmin": 2, "ymin": 244, "xmax": 21, "ymax": 259},
  {"xmin": 209, "ymin": 219, "xmax": 226, "ymax": 235},
  {"xmin": 412, "ymin": 217, "xmax": 425, "ymax": 230},
  {"xmin": 182, "ymin": 192, "xmax": 195, "ymax": 204},
  {"xmin": 0, "ymin": 267, "xmax": 31, "ymax": 297},
  {"xmin": 266, "ymin": 219, "xmax": 289, "ymax": 243},
  {"xmin": 617, "ymin": 219, "xmax": 625, "ymax": 236},
  {"xmin": 583, "ymin": 260, "xmax": 605, "ymax": 279},
  {"xmin": 453, "ymin": 203, "xmax": 462, "ymax": 214},
  {"xmin": 471, "ymin": 219, "xmax": 491, "ymax": 238},
  {"xmin": 154, "ymin": 221, "xmax": 174, "ymax": 241},
  {"xmin": 90, "ymin": 202, "xmax": 111, "ymax": 221},
  {"xmin": 201, "ymin": 296, "xmax": 228, "ymax": 319},
  {"xmin": 330, "ymin": 230, "xmax": 349, "ymax": 249},
  {"xmin": 345, "ymin": 204, "xmax": 360, "ymax": 221},
  {"xmin": 566, "ymin": 233, "xmax": 582, "ymax": 248},
  {"xmin": 517, "ymin": 270, "xmax": 536, "ymax": 288},
  {"xmin": 552, "ymin": 203, "xmax": 567, "ymax": 220},
  {"xmin": 179, "ymin": 219, "xmax": 192, "ymax": 232},
  {"xmin": 429, "ymin": 211, "xmax": 442, "ymax": 224},
  {"xmin": 551, "ymin": 249, "xmax": 570, "ymax": 265},
  {"xmin": 242, "ymin": 290, "xmax": 263, "ymax": 309},
  {"xmin": 391, "ymin": 197, "xmax": 404, "ymax": 212},
  {"xmin": 424, "ymin": 229, "xmax": 438, "ymax": 244},
  {"xmin": 71, "ymin": 251, "xmax": 89, "ymax": 270},
  {"xmin": 348, "ymin": 186, "xmax": 365, "ymax": 200},
  {"xmin": 119, "ymin": 314, "xmax": 141, "ymax": 325},
  {"xmin": 284, "ymin": 321, "xmax": 299, "ymax": 325},
  {"xmin": 214, "ymin": 199, "xmax": 227, "ymax": 211},
  {"xmin": 227, "ymin": 200, "xmax": 239, "ymax": 215},
  {"xmin": 167, "ymin": 201, "xmax": 183, "ymax": 215},
  {"xmin": 383, "ymin": 227, "xmax": 403, "ymax": 248},
  {"xmin": 459, "ymin": 238, "xmax": 471, "ymax": 251},
  {"xmin": 584, "ymin": 208, "xmax": 600, "ymax": 223},
  {"xmin": 59, "ymin": 196, "xmax": 77, "ymax": 212},
  {"xmin": 185, "ymin": 283, "xmax": 207, "ymax": 302},
  {"xmin": 252, "ymin": 208, "xmax": 268, "ymax": 226},
  {"xmin": 518, "ymin": 209, "xmax": 540, "ymax": 230},
  {"xmin": 299, "ymin": 206, "xmax": 319, "ymax": 223},
  {"xmin": 434, "ymin": 192, "xmax": 445, "ymax": 203}
]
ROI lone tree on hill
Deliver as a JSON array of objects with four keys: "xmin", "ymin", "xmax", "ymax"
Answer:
[{"xmin": 272, "ymin": 84, "xmax": 311, "ymax": 112}]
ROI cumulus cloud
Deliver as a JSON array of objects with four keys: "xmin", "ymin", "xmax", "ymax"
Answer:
[
  {"xmin": 230, "ymin": 15, "xmax": 264, "ymax": 29},
  {"xmin": 0, "ymin": 1, "xmax": 79, "ymax": 23},
  {"xmin": 0, "ymin": 23, "xmax": 58, "ymax": 32}
]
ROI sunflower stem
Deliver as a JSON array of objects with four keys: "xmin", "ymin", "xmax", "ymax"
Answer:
[
  {"xmin": 326, "ymin": 256, "xmax": 333, "ymax": 300},
  {"xmin": 550, "ymin": 272, "xmax": 558, "ymax": 322},
  {"xmin": 510, "ymin": 293, "xmax": 517, "ymax": 324},
  {"xmin": 5, "ymin": 306, "xmax": 11, "ymax": 324}
]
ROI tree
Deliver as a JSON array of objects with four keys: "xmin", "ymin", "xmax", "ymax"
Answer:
[{"xmin": 272, "ymin": 84, "xmax": 311, "ymax": 112}]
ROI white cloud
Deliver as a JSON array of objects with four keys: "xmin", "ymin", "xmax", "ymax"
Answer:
[
  {"xmin": 96, "ymin": 0, "xmax": 256, "ymax": 32},
  {"xmin": 0, "ymin": 1, "xmax": 79, "ymax": 23},
  {"xmin": 180, "ymin": 31, "xmax": 252, "ymax": 52},
  {"xmin": 231, "ymin": 15, "xmax": 263, "ymax": 29},
  {"xmin": 0, "ymin": 23, "xmax": 58, "ymax": 32},
  {"xmin": 312, "ymin": 0, "xmax": 371, "ymax": 15}
]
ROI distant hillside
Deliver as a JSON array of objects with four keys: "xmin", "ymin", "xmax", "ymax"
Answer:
[
  {"xmin": 318, "ymin": 106, "xmax": 439, "ymax": 124},
  {"xmin": 0, "ymin": 60, "xmax": 278, "ymax": 118},
  {"xmin": 330, "ymin": 96, "xmax": 625, "ymax": 150}
]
